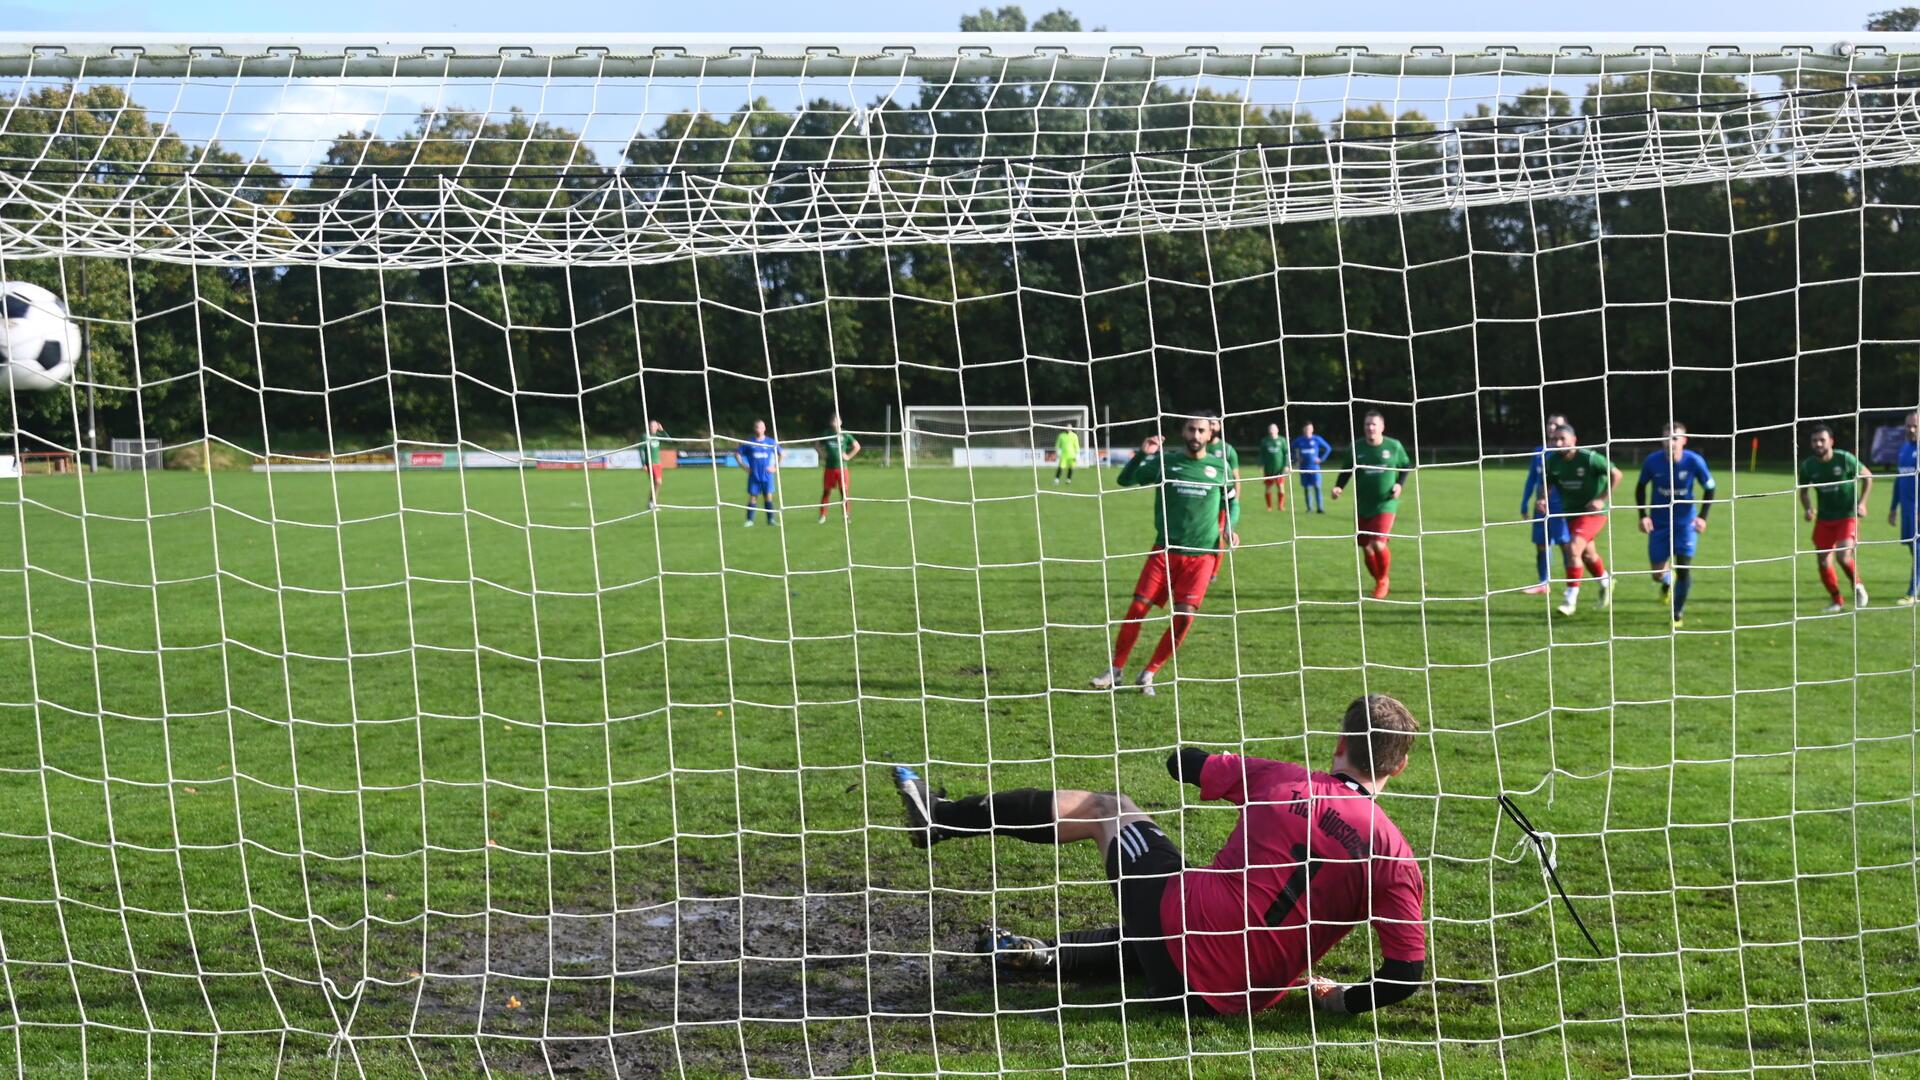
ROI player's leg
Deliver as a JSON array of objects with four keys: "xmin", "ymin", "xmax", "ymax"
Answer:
[
  {"xmin": 744, "ymin": 482, "xmax": 757, "ymax": 524},
  {"xmin": 1264, "ymin": 477, "xmax": 1275, "ymax": 510},
  {"xmin": 1671, "ymin": 554, "xmax": 1694, "ymax": 625},
  {"xmin": 1841, "ymin": 532, "xmax": 1867, "ymax": 606},
  {"xmin": 1065, "ymin": 460, "xmax": 1074, "ymax": 483},
  {"xmin": 1141, "ymin": 601, "xmax": 1198, "ymax": 687},
  {"xmin": 1054, "ymin": 463, "xmax": 1064, "ymax": 484},
  {"xmin": 1815, "ymin": 547, "xmax": 1843, "ymax": 609},
  {"xmin": 1558, "ymin": 537, "xmax": 1585, "ymax": 614},
  {"xmin": 892, "ymin": 772, "xmax": 1149, "ymax": 850},
  {"xmin": 1140, "ymin": 556, "xmax": 1215, "ymax": 688},
  {"xmin": 1100, "ymin": 552, "xmax": 1168, "ymax": 687},
  {"xmin": 1275, "ymin": 475, "xmax": 1286, "ymax": 510},
  {"xmin": 1370, "ymin": 537, "xmax": 1392, "ymax": 599},
  {"xmin": 1907, "ymin": 525, "xmax": 1919, "ymax": 602}
]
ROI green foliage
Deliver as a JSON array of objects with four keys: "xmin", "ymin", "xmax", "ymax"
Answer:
[
  {"xmin": 1868, "ymin": 6, "xmax": 1920, "ymax": 30},
  {"xmin": 959, "ymin": 5, "xmax": 1094, "ymax": 32}
]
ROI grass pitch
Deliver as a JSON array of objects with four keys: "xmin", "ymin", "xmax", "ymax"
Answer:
[{"xmin": 0, "ymin": 459, "xmax": 1915, "ymax": 1079}]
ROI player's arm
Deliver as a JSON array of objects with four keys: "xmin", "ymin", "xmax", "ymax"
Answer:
[
  {"xmin": 1599, "ymin": 462, "xmax": 1622, "ymax": 510},
  {"xmin": 1226, "ymin": 483, "xmax": 1243, "ymax": 535},
  {"xmin": 1331, "ymin": 451, "xmax": 1355, "ymax": 496},
  {"xmin": 1799, "ymin": 468, "xmax": 1815, "ymax": 520},
  {"xmin": 1521, "ymin": 455, "xmax": 1542, "ymax": 516},
  {"xmin": 1696, "ymin": 461, "xmax": 1716, "ymax": 529},
  {"xmin": 1166, "ymin": 747, "xmax": 1259, "ymax": 805},
  {"xmin": 1858, "ymin": 463, "xmax": 1873, "ymax": 516},
  {"xmin": 1311, "ymin": 861, "xmax": 1427, "ymax": 1015},
  {"xmin": 1635, "ymin": 468, "xmax": 1653, "ymax": 534},
  {"xmin": 847, "ymin": 438, "xmax": 861, "ymax": 459},
  {"xmin": 1116, "ymin": 437, "xmax": 1163, "ymax": 487},
  {"xmin": 1312, "ymin": 958, "xmax": 1426, "ymax": 1015}
]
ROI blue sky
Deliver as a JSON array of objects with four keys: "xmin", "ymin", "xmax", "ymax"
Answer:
[{"xmin": 0, "ymin": 0, "xmax": 1895, "ymax": 34}]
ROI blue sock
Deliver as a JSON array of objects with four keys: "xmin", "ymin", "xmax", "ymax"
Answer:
[
  {"xmin": 1535, "ymin": 548, "xmax": 1549, "ymax": 584},
  {"xmin": 1674, "ymin": 566, "xmax": 1692, "ymax": 617}
]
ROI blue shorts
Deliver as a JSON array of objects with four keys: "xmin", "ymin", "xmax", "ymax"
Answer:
[
  {"xmin": 746, "ymin": 476, "xmax": 776, "ymax": 496},
  {"xmin": 1648, "ymin": 523, "xmax": 1698, "ymax": 562},
  {"xmin": 1531, "ymin": 511, "xmax": 1570, "ymax": 547},
  {"xmin": 1299, "ymin": 472, "xmax": 1321, "ymax": 487},
  {"xmin": 1901, "ymin": 509, "xmax": 1917, "ymax": 545}
]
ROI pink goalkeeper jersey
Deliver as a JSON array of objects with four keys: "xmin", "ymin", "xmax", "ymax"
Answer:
[{"xmin": 1159, "ymin": 754, "xmax": 1427, "ymax": 1015}]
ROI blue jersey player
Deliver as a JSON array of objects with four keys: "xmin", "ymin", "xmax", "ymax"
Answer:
[
  {"xmin": 737, "ymin": 419, "xmax": 781, "ymax": 526},
  {"xmin": 1291, "ymin": 423, "xmax": 1333, "ymax": 513},
  {"xmin": 1888, "ymin": 411, "xmax": 1919, "ymax": 604},
  {"xmin": 1520, "ymin": 413, "xmax": 1571, "ymax": 595},
  {"xmin": 1635, "ymin": 422, "xmax": 1716, "ymax": 627}
]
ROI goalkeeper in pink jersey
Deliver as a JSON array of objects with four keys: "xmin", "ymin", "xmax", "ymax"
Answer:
[{"xmin": 891, "ymin": 696, "xmax": 1427, "ymax": 1016}]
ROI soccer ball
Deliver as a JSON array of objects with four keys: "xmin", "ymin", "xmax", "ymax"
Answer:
[{"xmin": 0, "ymin": 282, "xmax": 80, "ymax": 393}]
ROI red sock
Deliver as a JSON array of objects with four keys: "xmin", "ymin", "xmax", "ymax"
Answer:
[
  {"xmin": 1144, "ymin": 613, "xmax": 1194, "ymax": 675},
  {"xmin": 1841, "ymin": 556, "xmax": 1858, "ymax": 585},
  {"xmin": 1376, "ymin": 544, "xmax": 1391, "ymax": 579},
  {"xmin": 1820, "ymin": 564, "xmax": 1842, "ymax": 602},
  {"xmin": 1112, "ymin": 600, "xmax": 1151, "ymax": 667},
  {"xmin": 1568, "ymin": 565, "xmax": 1584, "ymax": 585},
  {"xmin": 1583, "ymin": 552, "xmax": 1606, "ymax": 577},
  {"xmin": 1264, "ymin": 487, "xmax": 1273, "ymax": 509}
]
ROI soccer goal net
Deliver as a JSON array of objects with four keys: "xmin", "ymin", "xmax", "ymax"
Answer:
[
  {"xmin": 901, "ymin": 406, "xmax": 1093, "ymax": 466},
  {"xmin": 0, "ymin": 33, "xmax": 1916, "ymax": 1080}
]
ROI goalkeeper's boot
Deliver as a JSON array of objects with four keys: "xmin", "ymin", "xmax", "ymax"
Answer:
[
  {"xmin": 891, "ymin": 767, "xmax": 953, "ymax": 849},
  {"xmin": 1090, "ymin": 666, "xmax": 1123, "ymax": 690},
  {"xmin": 1855, "ymin": 583, "xmax": 1870, "ymax": 609},
  {"xmin": 1135, "ymin": 669, "xmax": 1157, "ymax": 697},
  {"xmin": 975, "ymin": 927, "xmax": 1055, "ymax": 975}
]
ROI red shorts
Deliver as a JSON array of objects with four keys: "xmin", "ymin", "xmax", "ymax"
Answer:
[
  {"xmin": 649, "ymin": 464, "xmax": 664, "ymax": 483},
  {"xmin": 823, "ymin": 468, "xmax": 848, "ymax": 492},
  {"xmin": 1264, "ymin": 475, "xmax": 1286, "ymax": 487},
  {"xmin": 1568, "ymin": 513, "xmax": 1608, "ymax": 542},
  {"xmin": 1357, "ymin": 513, "xmax": 1395, "ymax": 546},
  {"xmin": 1812, "ymin": 518, "xmax": 1859, "ymax": 552},
  {"xmin": 1133, "ymin": 547, "xmax": 1219, "ymax": 609}
]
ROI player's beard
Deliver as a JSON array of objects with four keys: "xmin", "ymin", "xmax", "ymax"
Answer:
[{"xmin": 1186, "ymin": 436, "xmax": 1207, "ymax": 455}]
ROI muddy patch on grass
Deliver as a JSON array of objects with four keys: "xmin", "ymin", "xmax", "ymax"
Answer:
[{"xmin": 361, "ymin": 878, "xmax": 990, "ymax": 1077}]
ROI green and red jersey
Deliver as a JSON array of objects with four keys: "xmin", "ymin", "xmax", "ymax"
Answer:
[
  {"xmin": 1258, "ymin": 435, "xmax": 1287, "ymax": 475},
  {"xmin": 1119, "ymin": 446, "xmax": 1241, "ymax": 553},
  {"xmin": 1543, "ymin": 447, "xmax": 1615, "ymax": 512},
  {"xmin": 1799, "ymin": 450, "xmax": 1865, "ymax": 521},
  {"xmin": 641, "ymin": 427, "xmax": 666, "ymax": 464},
  {"xmin": 1346, "ymin": 437, "xmax": 1413, "ymax": 516},
  {"xmin": 823, "ymin": 431, "xmax": 857, "ymax": 469}
]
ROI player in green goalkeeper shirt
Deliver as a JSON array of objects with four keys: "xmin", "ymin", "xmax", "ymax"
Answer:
[
  {"xmin": 1054, "ymin": 427, "xmax": 1081, "ymax": 484},
  {"xmin": 1332, "ymin": 410, "xmax": 1413, "ymax": 599},
  {"xmin": 1092, "ymin": 414, "xmax": 1240, "ymax": 697},
  {"xmin": 1259, "ymin": 422, "xmax": 1288, "ymax": 510},
  {"xmin": 1538, "ymin": 423, "xmax": 1622, "ymax": 616},
  {"xmin": 1798, "ymin": 422, "xmax": 1872, "ymax": 612}
]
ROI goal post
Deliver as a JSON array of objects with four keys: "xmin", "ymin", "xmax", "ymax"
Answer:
[
  {"xmin": 901, "ymin": 405, "xmax": 1093, "ymax": 467},
  {"xmin": 0, "ymin": 34, "xmax": 1916, "ymax": 1080}
]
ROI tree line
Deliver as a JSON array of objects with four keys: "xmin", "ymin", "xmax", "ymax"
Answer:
[{"xmin": 0, "ymin": 15, "xmax": 1915, "ymax": 461}]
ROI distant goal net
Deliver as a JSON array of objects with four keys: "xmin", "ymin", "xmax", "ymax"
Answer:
[{"xmin": 0, "ymin": 33, "xmax": 1915, "ymax": 1080}]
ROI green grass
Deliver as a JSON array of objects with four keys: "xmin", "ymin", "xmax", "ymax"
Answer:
[{"xmin": 0, "ymin": 460, "xmax": 1915, "ymax": 1079}]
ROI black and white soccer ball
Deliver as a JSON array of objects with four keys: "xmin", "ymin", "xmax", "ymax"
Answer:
[{"xmin": 0, "ymin": 281, "xmax": 80, "ymax": 393}]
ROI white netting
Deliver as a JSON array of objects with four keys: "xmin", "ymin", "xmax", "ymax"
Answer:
[{"xmin": 0, "ymin": 36, "xmax": 1914, "ymax": 1080}]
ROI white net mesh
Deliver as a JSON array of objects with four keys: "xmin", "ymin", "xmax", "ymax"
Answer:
[{"xmin": 0, "ymin": 37, "xmax": 1915, "ymax": 1080}]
